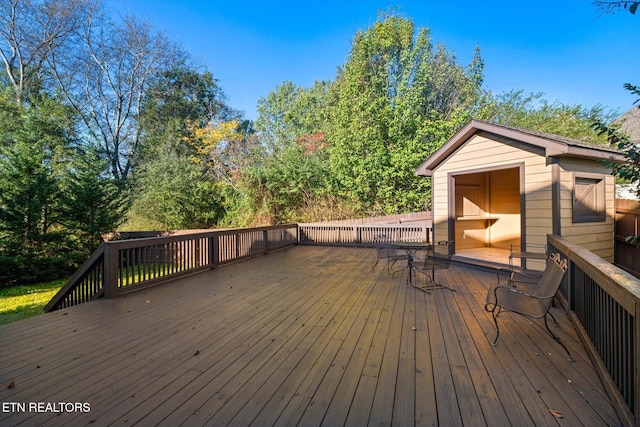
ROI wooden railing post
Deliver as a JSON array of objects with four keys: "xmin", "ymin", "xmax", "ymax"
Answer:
[
  {"xmin": 208, "ymin": 233, "xmax": 219, "ymax": 269},
  {"xmin": 235, "ymin": 233, "xmax": 240, "ymax": 259},
  {"xmin": 103, "ymin": 242, "xmax": 119, "ymax": 299},
  {"xmin": 263, "ymin": 229, "xmax": 270, "ymax": 254}
]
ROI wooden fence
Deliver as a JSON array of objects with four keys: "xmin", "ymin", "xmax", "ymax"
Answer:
[
  {"xmin": 45, "ymin": 224, "xmax": 298, "ymax": 312},
  {"xmin": 616, "ymin": 199, "xmax": 640, "ymax": 277},
  {"xmin": 548, "ymin": 234, "xmax": 640, "ymax": 425}
]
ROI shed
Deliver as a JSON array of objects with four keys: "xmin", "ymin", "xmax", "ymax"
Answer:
[{"xmin": 416, "ymin": 120, "xmax": 626, "ymax": 268}]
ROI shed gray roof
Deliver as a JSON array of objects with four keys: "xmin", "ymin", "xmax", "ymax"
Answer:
[
  {"xmin": 416, "ymin": 119, "xmax": 626, "ymax": 177},
  {"xmin": 615, "ymin": 106, "xmax": 640, "ymax": 143}
]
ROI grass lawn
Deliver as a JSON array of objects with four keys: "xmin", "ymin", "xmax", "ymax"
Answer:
[{"xmin": 0, "ymin": 279, "xmax": 65, "ymax": 325}]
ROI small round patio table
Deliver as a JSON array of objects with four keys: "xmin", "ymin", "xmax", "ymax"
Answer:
[{"xmin": 389, "ymin": 242, "xmax": 432, "ymax": 285}]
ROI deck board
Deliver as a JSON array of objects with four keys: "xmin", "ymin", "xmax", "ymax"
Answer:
[
  {"xmin": 0, "ymin": 245, "xmax": 622, "ymax": 426},
  {"xmin": 446, "ymin": 266, "xmax": 534, "ymax": 426}
]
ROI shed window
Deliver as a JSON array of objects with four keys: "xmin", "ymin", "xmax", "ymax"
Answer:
[{"xmin": 573, "ymin": 176, "xmax": 605, "ymax": 223}]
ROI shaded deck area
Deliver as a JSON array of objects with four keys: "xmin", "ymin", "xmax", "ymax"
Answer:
[{"xmin": 0, "ymin": 246, "xmax": 621, "ymax": 426}]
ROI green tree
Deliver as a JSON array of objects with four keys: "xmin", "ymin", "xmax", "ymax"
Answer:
[
  {"xmin": 125, "ymin": 62, "xmax": 238, "ymax": 231},
  {"xmin": 0, "ymin": 140, "xmax": 60, "ymax": 279},
  {"xmin": 593, "ymin": 84, "xmax": 640, "ymax": 245},
  {"xmin": 0, "ymin": 92, "xmax": 74, "ymax": 282},
  {"xmin": 326, "ymin": 13, "xmax": 485, "ymax": 214},
  {"xmin": 139, "ymin": 62, "xmax": 232, "ymax": 160},
  {"xmin": 59, "ymin": 146, "xmax": 125, "ymax": 257},
  {"xmin": 125, "ymin": 152, "xmax": 223, "ymax": 230},
  {"xmin": 239, "ymin": 132, "xmax": 336, "ymax": 224},
  {"xmin": 235, "ymin": 80, "xmax": 335, "ymax": 224},
  {"xmin": 485, "ymin": 90, "xmax": 613, "ymax": 143},
  {"xmin": 255, "ymin": 80, "xmax": 331, "ymax": 153},
  {"xmin": 0, "ymin": 87, "xmax": 126, "ymax": 282}
]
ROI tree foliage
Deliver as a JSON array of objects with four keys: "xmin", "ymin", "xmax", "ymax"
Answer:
[
  {"xmin": 0, "ymin": 2, "xmax": 241, "ymax": 282},
  {"xmin": 593, "ymin": 84, "xmax": 640, "ymax": 197},
  {"xmin": 0, "ymin": 91, "xmax": 74, "ymax": 282},
  {"xmin": 238, "ymin": 81, "xmax": 335, "ymax": 225},
  {"xmin": 0, "ymin": 83, "xmax": 124, "ymax": 283},
  {"xmin": 485, "ymin": 90, "xmax": 613, "ymax": 144},
  {"xmin": 139, "ymin": 63, "xmax": 231, "ymax": 159},
  {"xmin": 593, "ymin": 1, "xmax": 639, "ymax": 14},
  {"xmin": 126, "ymin": 152, "xmax": 223, "ymax": 230},
  {"xmin": 123, "ymin": 63, "xmax": 238, "ymax": 230},
  {"xmin": 248, "ymin": 12, "xmax": 612, "ymax": 222},
  {"xmin": 238, "ymin": 132, "xmax": 337, "ymax": 224},
  {"xmin": 187, "ymin": 120, "xmax": 246, "ymax": 184},
  {"xmin": 59, "ymin": 146, "xmax": 125, "ymax": 256},
  {"xmin": 326, "ymin": 14, "xmax": 485, "ymax": 214},
  {"xmin": 255, "ymin": 80, "xmax": 331, "ymax": 153}
]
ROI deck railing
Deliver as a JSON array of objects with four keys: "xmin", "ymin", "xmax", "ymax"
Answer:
[
  {"xmin": 298, "ymin": 223, "xmax": 432, "ymax": 246},
  {"xmin": 45, "ymin": 224, "xmax": 297, "ymax": 312},
  {"xmin": 45, "ymin": 221, "xmax": 431, "ymax": 312},
  {"xmin": 548, "ymin": 234, "xmax": 640, "ymax": 425}
]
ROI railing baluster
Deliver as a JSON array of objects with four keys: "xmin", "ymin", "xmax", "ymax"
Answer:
[{"xmin": 549, "ymin": 234, "xmax": 639, "ymax": 423}]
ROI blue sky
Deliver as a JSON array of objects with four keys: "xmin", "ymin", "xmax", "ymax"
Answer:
[{"xmin": 107, "ymin": 1, "xmax": 639, "ymax": 121}]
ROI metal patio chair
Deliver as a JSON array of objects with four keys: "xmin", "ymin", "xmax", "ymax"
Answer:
[
  {"xmin": 413, "ymin": 240, "xmax": 455, "ymax": 292},
  {"xmin": 372, "ymin": 234, "xmax": 422, "ymax": 275},
  {"xmin": 372, "ymin": 234, "xmax": 390, "ymax": 270},
  {"xmin": 371, "ymin": 234, "xmax": 406, "ymax": 272},
  {"xmin": 497, "ymin": 243, "xmax": 547, "ymax": 286},
  {"xmin": 485, "ymin": 253, "xmax": 573, "ymax": 361}
]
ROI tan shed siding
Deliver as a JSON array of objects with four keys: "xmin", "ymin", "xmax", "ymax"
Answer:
[
  {"xmin": 432, "ymin": 173, "xmax": 449, "ymax": 242},
  {"xmin": 557, "ymin": 158, "xmax": 615, "ymax": 261},
  {"xmin": 523, "ymin": 156, "xmax": 553, "ymax": 269},
  {"xmin": 523, "ymin": 161, "xmax": 553, "ymax": 271},
  {"xmin": 441, "ymin": 144, "xmax": 536, "ymax": 169}
]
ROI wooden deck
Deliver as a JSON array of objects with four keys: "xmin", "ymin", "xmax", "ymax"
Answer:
[{"xmin": 0, "ymin": 246, "xmax": 622, "ymax": 426}]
